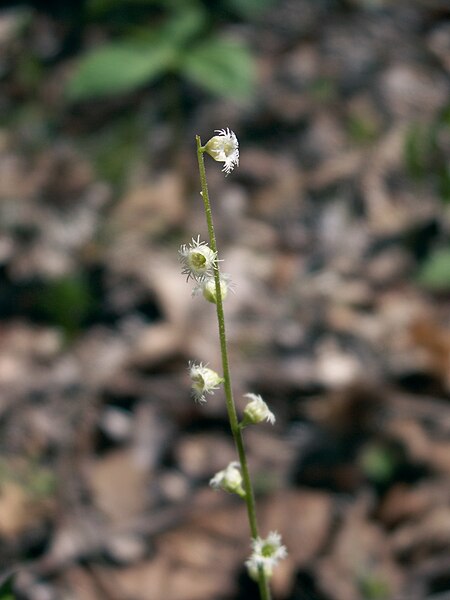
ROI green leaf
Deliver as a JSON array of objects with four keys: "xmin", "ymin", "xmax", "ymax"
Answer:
[
  {"xmin": 347, "ymin": 114, "xmax": 378, "ymax": 144},
  {"xmin": 358, "ymin": 573, "xmax": 390, "ymax": 600},
  {"xmin": 439, "ymin": 165, "xmax": 450, "ymax": 204},
  {"xmin": 161, "ymin": 4, "xmax": 206, "ymax": 46},
  {"xmin": 0, "ymin": 571, "xmax": 15, "ymax": 600},
  {"xmin": 36, "ymin": 274, "xmax": 94, "ymax": 336},
  {"xmin": 360, "ymin": 444, "xmax": 396, "ymax": 484},
  {"xmin": 87, "ymin": 0, "xmax": 163, "ymax": 18},
  {"xmin": 417, "ymin": 248, "xmax": 450, "ymax": 291},
  {"xmin": 404, "ymin": 122, "xmax": 431, "ymax": 180},
  {"xmin": 67, "ymin": 40, "xmax": 174, "ymax": 101},
  {"xmin": 225, "ymin": 0, "xmax": 276, "ymax": 18},
  {"xmin": 182, "ymin": 38, "xmax": 254, "ymax": 99}
]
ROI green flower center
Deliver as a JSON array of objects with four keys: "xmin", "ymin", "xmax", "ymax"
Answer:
[
  {"xmin": 192, "ymin": 373, "xmax": 205, "ymax": 390},
  {"xmin": 223, "ymin": 140, "xmax": 235, "ymax": 156},
  {"xmin": 261, "ymin": 543, "xmax": 275, "ymax": 558},
  {"xmin": 189, "ymin": 251, "xmax": 207, "ymax": 271}
]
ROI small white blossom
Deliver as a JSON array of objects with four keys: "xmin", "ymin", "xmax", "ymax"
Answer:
[
  {"xmin": 242, "ymin": 393, "xmax": 275, "ymax": 426},
  {"xmin": 204, "ymin": 128, "xmax": 239, "ymax": 175},
  {"xmin": 188, "ymin": 361, "xmax": 223, "ymax": 404},
  {"xmin": 179, "ymin": 236, "xmax": 217, "ymax": 282},
  {"xmin": 245, "ymin": 531, "xmax": 287, "ymax": 581},
  {"xmin": 246, "ymin": 553, "xmax": 275, "ymax": 581},
  {"xmin": 209, "ymin": 461, "xmax": 245, "ymax": 497},
  {"xmin": 192, "ymin": 273, "xmax": 233, "ymax": 304}
]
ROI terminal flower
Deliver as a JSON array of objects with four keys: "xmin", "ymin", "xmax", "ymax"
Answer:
[{"xmin": 204, "ymin": 128, "xmax": 239, "ymax": 174}]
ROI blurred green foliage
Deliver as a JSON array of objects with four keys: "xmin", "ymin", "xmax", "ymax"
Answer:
[
  {"xmin": 359, "ymin": 443, "xmax": 397, "ymax": 484},
  {"xmin": 358, "ymin": 573, "xmax": 390, "ymax": 600},
  {"xmin": 16, "ymin": 54, "xmax": 44, "ymax": 93},
  {"xmin": 68, "ymin": 40, "xmax": 176, "ymax": 100},
  {"xmin": 85, "ymin": 0, "xmax": 274, "ymax": 25},
  {"xmin": 404, "ymin": 105, "xmax": 450, "ymax": 204},
  {"xmin": 309, "ymin": 78, "xmax": 337, "ymax": 103},
  {"xmin": 225, "ymin": 0, "xmax": 275, "ymax": 18},
  {"xmin": 183, "ymin": 38, "xmax": 253, "ymax": 98},
  {"xmin": 0, "ymin": 578, "xmax": 14, "ymax": 600},
  {"xmin": 36, "ymin": 274, "xmax": 94, "ymax": 338},
  {"xmin": 417, "ymin": 248, "xmax": 450, "ymax": 292},
  {"xmin": 88, "ymin": 114, "xmax": 141, "ymax": 185},
  {"xmin": 67, "ymin": 0, "xmax": 266, "ymax": 102},
  {"xmin": 406, "ymin": 107, "xmax": 450, "ymax": 292},
  {"xmin": 347, "ymin": 114, "xmax": 379, "ymax": 144},
  {"xmin": 0, "ymin": 458, "xmax": 56, "ymax": 500}
]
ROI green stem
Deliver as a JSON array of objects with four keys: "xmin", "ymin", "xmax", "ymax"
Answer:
[{"xmin": 196, "ymin": 136, "xmax": 272, "ymax": 600}]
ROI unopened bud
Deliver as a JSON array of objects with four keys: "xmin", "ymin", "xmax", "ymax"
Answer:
[
  {"xmin": 242, "ymin": 393, "xmax": 275, "ymax": 426},
  {"xmin": 209, "ymin": 461, "xmax": 245, "ymax": 497},
  {"xmin": 193, "ymin": 273, "xmax": 232, "ymax": 304}
]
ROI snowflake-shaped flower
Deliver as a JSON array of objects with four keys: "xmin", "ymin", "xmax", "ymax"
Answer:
[
  {"xmin": 179, "ymin": 236, "xmax": 217, "ymax": 282},
  {"xmin": 245, "ymin": 531, "xmax": 287, "ymax": 581},
  {"xmin": 188, "ymin": 361, "xmax": 224, "ymax": 404}
]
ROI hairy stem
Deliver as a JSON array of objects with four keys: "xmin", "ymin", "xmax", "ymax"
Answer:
[{"xmin": 196, "ymin": 135, "xmax": 271, "ymax": 600}]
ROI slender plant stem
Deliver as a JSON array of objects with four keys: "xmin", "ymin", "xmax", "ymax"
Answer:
[{"xmin": 196, "ymin": 135, "xmax": 272, "ymax": 600}]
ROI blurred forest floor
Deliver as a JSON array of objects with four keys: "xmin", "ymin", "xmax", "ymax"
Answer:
[{"xmin": 0, "ymin": 1, "xmax": 450, "ymax": 599}]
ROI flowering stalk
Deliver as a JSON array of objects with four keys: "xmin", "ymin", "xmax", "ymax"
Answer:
[{"xmin": 195, "ymin": 135, "xmax": 272, "ymax": 600}]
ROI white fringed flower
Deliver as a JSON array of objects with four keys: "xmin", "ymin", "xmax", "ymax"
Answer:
[
  {"xmin": 245, "ymin": 531, "xmax": 287, "ymax": 581},
  {"xmin": 188, "ymin": 361, "xmax": 223, "ymax": 404},
  {"xmin": 242, "ymin": 393, "xmax": 275, "ymax": 426},
  {"xmin": 209, "ymin": 461, "xmax": 245, "ymax": 497},
  {"xmin": 192, "ymin": 273, "xmax": 233, "ymax": 304},
  {"xmin": 204, "ymin": 128, "xmax": 239, "ymax": 174},
  {"xmin": 179, "ymin": 236, "xmax": 217, "ymax": 282}
]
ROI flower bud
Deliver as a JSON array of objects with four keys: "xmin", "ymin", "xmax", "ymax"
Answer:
[
  {"xmin": 188, "ymin": 361, "xmax": 223, "ymax": 404},
  {"xmin": 242, "ymin": 393, "xmax": 275, "ymax": 426},
  {"xmin": 204, "ymin": 128, "xmax": 239, "ymax": 175},
  {"xmin": 209, "ymin": 461, "xmax": 245, "ymax": 497},
  {"xmin": 245, "ymin": 557, "xmax": 273, "ymax": 582},
  {"xmin": 192, "ymin": 273, "xmax": 232, "ymax": 304}
]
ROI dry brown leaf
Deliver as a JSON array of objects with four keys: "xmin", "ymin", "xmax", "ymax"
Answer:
[
  {"xmin": 392, "ymin": 505, "xmax": 450, "ymax": 560},
  {"xmin": 317, "ymin": 494, "xmax": 403, "ymax": 600},
  {"xmin": 409, "ymin": 319, "xmax": 450, "ymax": 390},
  {"xmin": 86, "ymin": 450, "xmax": 148, "ymax": 523},
  {"xmin": 378, "ymin": 483, "xmax": 433, "ymax": 527},
  {"xmin": 131, "ymin": 323, "xmax": 184, "ymax": 367},
  {"xmin": 0, "ymin": 483, "xmax": 36, "ymax": 538},
  {"xmin": 174, "ymin": 433, "xmax": 235, "ymax": 480},
  {"xmin": 95, "ymin": 542, "xmax": 237, "ymax": 600},
  {"xmin": 262, "ymin": 490, "xmax": 333, "ymax": 565},
  {"xmin": 262, "ymin": 490, "xmax": 334, "ymax": 598},
  {"xmin": 109, "ymin": 173, "xmax": 186, "ymax": 239},
  {"xmin": 62, "ymin": 566, "xmax": 105, "ymax": 600},
  {"xmin": 388, "ymin": 419, "xmax": 450, "ymax": 475}
]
